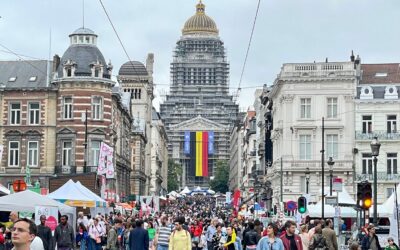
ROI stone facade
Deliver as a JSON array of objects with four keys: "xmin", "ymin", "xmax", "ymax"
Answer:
[
  {"xmin": 160, "ymin": 2, "xmax": 238, "ymax": 188},
  {"xmin": 117, "ymin": 54, "xmax": 155, "ymax": 195},
  {"xmin": 267, "ymin": 60, "xmax": 357, "ymax": 205}
]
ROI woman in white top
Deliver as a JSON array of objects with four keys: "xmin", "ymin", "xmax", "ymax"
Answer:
[
  {"xmin": 299, "ymin": 224, "xmax": 310, "ymax": 250},
  {"xmin": 88, "ymin": 218, "xmax": 105, "ymax": 250}
]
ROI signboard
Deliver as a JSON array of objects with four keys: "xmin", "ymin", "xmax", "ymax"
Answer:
[
  {"xmin": 286, "ymin": 201, "xmax": 297, "ymax": 211},
  {"xmin": 35, "ymin": 206, "xmax": 58, "ymax": 231},
  {"xmin": 333, "ymin": 178, "xmax": 343, "ymax": 192},
  {"xmin": 325, "ymin": 196, "xmax": 338, "ymax": 205},
  {"xmin": 225, "ymin": 192, "xmax": 231, "ymax": 204}
]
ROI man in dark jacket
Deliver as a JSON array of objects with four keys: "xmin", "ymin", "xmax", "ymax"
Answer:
[
  {"xmin": 129, "ymin": 220, "xmax": 149, "ymax": 250},
  {"xmin": 243, "ymin": 222, "xmax": 260, "ymax": 249},
  {"xmin": 54, "ymin": 215, "xmax": 74, "ymax": 250},
  {"xmin": 361, "ymin": 224, "xmax": 382, "ymax": 250},
  {"xmin": 280, "ymin": 220, "xmax": 303, "ymax": 250},
  {"xmin": 37, "ymin": 215, "xmax": 52, "ymax": 250}
]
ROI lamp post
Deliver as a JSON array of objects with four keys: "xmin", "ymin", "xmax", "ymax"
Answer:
[
  {"xmin": 81, "ymin": 109, "xmax": 88, "ymax": 169},
  {"xmin": 370, "ymin": 137, "xmax": 381, "ymax": 224},
  {"xmin": 327, "ymin": 157, "xmax": 335, "ymax": 196},
  {"xmin": 305, "ymin": 167, "xmax": 310, "ymax": 194}
]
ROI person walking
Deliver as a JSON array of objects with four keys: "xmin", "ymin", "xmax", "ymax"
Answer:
[
  {"xmin": 106, "ymin": 218, "xmax": 122, "ymax": 250},
  {"xmin": 76, "ymin": 223, "xmax": 89, "ymax": 250},
  {"xmin": 36, "ymin": 215, "xmax": 52, "ymax": 250},
  {"xmin": 206, "ymin": 219, "xmax": 217, "ymax": 250},
  {"xmin": 88, "ymin": 218, "xmax": 105, "ymax": 250},
  {"xmin": 384, "ymin": 237, "xmax": 399, "ymax": 250},
  {"xmin": 322, "ymin": 219, "xmax": 337, "ymax": 250},
  {"xmin": 309, "ymin": 226, "xmax": 328, "ymax": 250},
  {"xmin": 223, "ymin": 226, "xmax": 236, "ymax": 250},
  {"xmin": 168, "ymin": 217, "xmax": 191, "ymax": 250},
  {"xmin": 256, "ymin": 223, "xmax": 284, "ymax": 250},
  {"xmin": 361, "ymin": 224, "xmax": 382, "ymax": 250},
  {"xmin": 243, "ymin": 222, "xmax": 260, "ymax": 250},
  {"xmin": 155, "ymin": 217, "xmax": 172, "ymax": 250},
  {"xmin": 54, "ymin": 215, "xmax": 74, "ymax": 250},
  {"xmin": 299, "ymin": 224, "xmax": 309, "ymax": 250},
  {"xmin": 129, "ymin": 220, "xmax": 149, "ymax": 250},
  {"xmin": 280, "ymin": 221, "xmax": 303, "ymax": 250}
]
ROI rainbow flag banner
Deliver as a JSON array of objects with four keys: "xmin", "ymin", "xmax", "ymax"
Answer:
[{"xmin": 186, "ymin": 131, "xmax": 211, "ymax": 177}]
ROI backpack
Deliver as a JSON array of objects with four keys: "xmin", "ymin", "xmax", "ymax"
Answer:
[{"xmin": 310, "ymin": 235, "xmax": 328, "ymax": 250}]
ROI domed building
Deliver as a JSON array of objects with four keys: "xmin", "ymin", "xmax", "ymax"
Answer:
[
  {"xmin": 117, "ymin": 54, "xmax": 159, "ymax": 195},
  {"xmin": 51, "ymin": 27, "xmax": 132, "ymax": 200},
  {"xmin": 160, "ymin": 1, "xmax": 238, "ymax": 188}
]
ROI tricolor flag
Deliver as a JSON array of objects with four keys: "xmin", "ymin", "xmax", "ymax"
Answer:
[{"xmin": 188, "ymin": 131, "xmax": 210, "ymax": 177}]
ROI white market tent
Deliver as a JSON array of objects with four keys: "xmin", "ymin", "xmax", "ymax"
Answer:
[
  {"xmin": 0, "ymin": 183, "xmax": 10, "ymax": 195},
  {"xmin": 180, "ymin": 186, "xmax": 191, "ymax": 195},
  {"xmin": 48, "ymin": 179, "xmax": 106, "ymax": 207},
  {"xmin": 307, "ymin": 186, "xmax": 357, "ymax": 218},
  {"xmin": 75, "ymin": 181, "xmax": 107, "ymax": 205},
  {"xmin": 168, "ymin": 191, "xmax": 179, "ymax": 197},
  {"xmin": 207, "ymin": 188, "xmax": 216, "ymax": 195},
  {"xmin": 376, "ymin": 183, "xmax": 400, "ymax": 218},
  {"xmin": 0, "ymin": 190, "xmax": 75, "ymax": 214}
]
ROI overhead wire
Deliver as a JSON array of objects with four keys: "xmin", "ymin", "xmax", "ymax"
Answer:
[{"xmin": 237, "ymin": 0, "xmax": 262, "ymax": 99}]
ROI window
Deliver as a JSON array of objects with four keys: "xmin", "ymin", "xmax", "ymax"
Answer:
[
  {"xmin": 8, "ymin": 141, "xmax": 19, "ymax": 167},
  {"xmin": 27, "ymin": 141, "xmax": 38, "ymax": 167},
  {"xmin": 387, "ymin": 188, "xmax": 395, "ymax": 198},
  {"xmin": 92, "ymin": 97, "xmax": 102, "ymax": 120},
  {"xmin": 362, "ymin": 115, "xmax": 372, "ymax": 134},
  {"xmin": 28, "ymin": 102, "xmax": 40, "ymax": 125},
  {"xmin": 387, "ymin": 115, "xmax": 397, "ymax": 133},
  {"xmin": 387, "ymin": 153, "xmax": 398, "ymax": 174},
  {"xmin": 91, "ymin": 141, "xmax": 101, "ymax": 166},
  {"xmin": 29, "ymin": 76, "xmax": 37, "ymax": 82},
  {"xmin": 63, "ymin": 97, "xmax": 73, "ymax": 119},
  {"xmin": 300, "ymin": 98, "xmax": 311, "ymax": 119},
  {"xmin": 327, "ymin": 98, "xmax": 338, "ymax": 118},
  {"xmin": 62, "ymin": 141, "xmax": 72, "ymax": 166},
  {"xmin": 362, "ymin": 153, "xmax": 373, "ymax": 174},
  {"xmin": 67, "ymin": 68, "xmax": 72, "ymax": 77},
  {"xmin": 299, "ymin": 135, "xmax": 311, "ymax": 160},
  {"xmin": 9, "ymin": 103, "xmax": 21, "ymax": 125},
  {"xmin": 326, "ymin": 134, "xmax": 338, "ymax": 158},
  {"xmin": 94, "ymin": 68, "xmax": 100, "ymax": 77},
  {"xmin": 132, "ymin": 89, "xmax": 142, "ymax": 99}
]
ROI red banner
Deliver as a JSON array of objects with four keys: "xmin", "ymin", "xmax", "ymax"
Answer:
[{"xmin": 233, "ymin": 189, "xmax": 241, "ymax": 211}]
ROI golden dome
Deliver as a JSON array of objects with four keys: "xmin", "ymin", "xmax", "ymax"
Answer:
[{"xmin": 182, "ymin": 0, "xmax": 219, "ymax": 35}]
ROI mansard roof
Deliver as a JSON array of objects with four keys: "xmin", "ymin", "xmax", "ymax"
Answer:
[{"xmin": 361, "ymin": 63, "xmax": 400, "ymax": 84}]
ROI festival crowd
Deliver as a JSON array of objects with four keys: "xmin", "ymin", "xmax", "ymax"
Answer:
[{"xmin": 0, "ymin": 195, "xmax": 399, "ymax": 250}]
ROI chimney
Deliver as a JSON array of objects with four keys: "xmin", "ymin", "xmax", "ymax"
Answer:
[
  {"xmin": 52, "ymin": 54, "xmax": 60, "ymax": 73},
  {"xmin": 146, "ymin": 53, "xmax": 154, "ymax": 77}
]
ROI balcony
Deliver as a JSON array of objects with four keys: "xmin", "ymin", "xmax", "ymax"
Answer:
[
  {"xmin": 356, "ymin": 172, "xmax": 400, "ymax": 182},
  {"xmin": 355, "ymin": 131, "xmax": 400, "ymax": 141},
  {"xmin": 84, "ymin": 165, "xmax": 98, "ymax": 173},
  {"xmin": 55, "ymin": 165, "xmax": 77, "ymax": 175}
]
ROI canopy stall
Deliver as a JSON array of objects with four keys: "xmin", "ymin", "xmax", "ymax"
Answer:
[
  {"xmin": 180, "ymin": 186, "xmax": 191, "ymax": 195},
  {"xmin": 0, "ymin": 183, "xmax": 10, "ymax": 195},
  {"xmin": 48, "ymin": 179, "xmax": 107, "ymax": 207}
]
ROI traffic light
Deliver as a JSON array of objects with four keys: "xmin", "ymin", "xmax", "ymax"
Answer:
[
  {"xmin": 298, "ymin": 196, "xmax": 307, "ymax": 214},
  {"xmin": 357, "ymin": 181, "xmax": 372, "ymax": 209}
]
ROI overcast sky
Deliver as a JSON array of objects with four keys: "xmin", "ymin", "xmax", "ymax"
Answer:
[{"xmin": 1, "ymin": 0, "xmax": 400, "ymax": 110}]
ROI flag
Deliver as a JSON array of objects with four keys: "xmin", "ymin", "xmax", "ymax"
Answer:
[
  {"xmin": 233, "ymin": 189, "xmax": 241, "ymax": 211},
  {"xmin": 97, "ymin": 142, "xmax": 115, "ymax": 178},
  {"xmin": 188, "ymin": 131, "xmax": 209, "ymax": 177}
]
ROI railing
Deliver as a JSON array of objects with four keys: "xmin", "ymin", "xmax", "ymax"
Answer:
[
  {"xmin": 356, "ymin": 172, "xmax": 400, "ymax": 182},
  {"xmin": 84, "ymin": 165, "xmax": 98, "ymax": 173},
  {"xmin": 55, "ymin": 165, "xmax": 77, "ymax": 175},
  {"xmin": 355, "ymin": 131, "xmax": 400, "ymax": 140}
]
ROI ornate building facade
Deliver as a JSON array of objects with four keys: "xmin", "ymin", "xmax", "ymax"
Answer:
[{"xmin": 160, "ymin": 1, "xmax": 238, "ymax": 188}]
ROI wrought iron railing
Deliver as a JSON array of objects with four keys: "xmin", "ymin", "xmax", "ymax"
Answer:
[
  {"xmin": 355, "ymin": 131, "xmax": 400, "ymax": 140},
  {"xmin": 356, "ymin": 172, "xmax": 400, "ymax": 182},
  {"xmin": 55, "ymin": 165, "xmax": 77, "ymax": 175}
]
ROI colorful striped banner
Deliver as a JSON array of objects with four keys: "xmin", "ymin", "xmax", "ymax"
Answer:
[{"xmin": 188, "ymin": 131, "xmax": 209, "ymax": 177}]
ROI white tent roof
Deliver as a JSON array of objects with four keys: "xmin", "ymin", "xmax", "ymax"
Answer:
[
  {"xmin": 307, "ymin": 186, "xmax": 357, "ymax": 217},
  {"xmin": 207, "ymin": 189, "xmax": 216, "ymax": 195},
  {"xmin": 194, "ymin": 186, "xmax": 202, "ymax": 192},
  {"xmin": 168, "ymin": 191, "xmax": 178, "ymax": 197},
  {"xmin": 48, "ymin": 179, "xmax": 94, "ymax": 201},
  {"xmin": 376, "ymin": 183, "xmax": 400, "ymax": 217},
  {"xmin": 180, "ymin": 186, "xmax": 191, "ymax": 194},
  {"xmin": 76, "ymin": 181, "xmax": 106, "ymax": 203},
  {"xmin": 0, "ymin": 190, "xmax": 75, "ymax": 214},
  {"xmin": 0, "ymin": 183, "xmax": 10, "ymax": 195}
]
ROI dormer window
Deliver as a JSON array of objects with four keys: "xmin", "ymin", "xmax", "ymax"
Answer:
[
  {"xmin": 360, "ymin": 86, "xmax": 373, "ymax": 100},
  {"xmin": 63, "ymin": 59, "xmax": 76, "ymax": 78},
  {"xmin": 8, "ymin": 77, "xmax": 17, "ymax": 82},
  {"xmin": 375, "ymin": 72, "xmax": 388, "ymax": 77},
  {"xmin": 91, "ymin": 61, "xmax": 103, "ymax": 78},
  {"xmin": 384, "ymin": 86, "xmax": 398, "ymax": 100},
  {"xmin": 29, "ymin": 76, "xmax": 37, "ymax": 82}
]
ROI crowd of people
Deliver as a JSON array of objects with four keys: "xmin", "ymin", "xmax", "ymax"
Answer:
[{"xmin": 0, "ymin": 195, "xmax": 399, "ymax": 250}]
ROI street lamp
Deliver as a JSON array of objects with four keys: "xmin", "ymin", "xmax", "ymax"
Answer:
[
  {"xmin": 370, "ymin": 137, "xmax": 381, "ymax": 224},
  {"xmin": 327, "ymin": 157, "xmax": 335, "ymax": 196},
  {"xmin": 305, "ymin": 167, "xmax": 310, "ymax": 194}
]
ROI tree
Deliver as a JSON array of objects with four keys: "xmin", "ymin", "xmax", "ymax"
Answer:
[
  {"xmin": 210, "ymin": 160, "xmax": 229, "ymax": 193},
  {"xmin": 167, "ymin": 159, "xmax": 182, "ymax": 192}
]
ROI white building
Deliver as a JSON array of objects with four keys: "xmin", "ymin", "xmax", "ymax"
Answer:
[
  {"xmin": 149, "ymin": 108, "xmax": 169, "ymax": 195},
  {"xmin": 354, "ymin": 63, "xmax": 400, "ymax": 204},
  {"xmin": 229, "ymin": 117, "xmax": 244, "ymax": 191},
  {"xmin": 267, "ymin": 60, "xmax": 358, "ymax": 205}
]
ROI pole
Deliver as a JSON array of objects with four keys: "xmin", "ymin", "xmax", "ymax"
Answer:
[
  {"xmin": 394, "ymin": 183, "xmax": 400, "ymax": 246},
  {"xmin": 84, "ymin": 109, "xmax": 88, "ymax": 169},
  {"xmin": 330, "ymin": 170, "xmax": 333, "ymax": 196},
  {"xmin": 280, "ymin": 157, "xmax": 283, "ymax": 203},
  {"xmin": 321, "ymin": 117, "xmax": 325, "ymax": 220},
  {"xmin": 373, "ymin": 156, "xmax": 378, "ymax": 224},
  {"xmin": 306, "ymin": 179, "xmax": 309, "ymax": 194}
]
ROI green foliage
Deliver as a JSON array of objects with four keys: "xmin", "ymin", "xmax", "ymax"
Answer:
[
  {"xmin": 168, "ymin": 159, "xmax": 182, "ymax": 192},
  {"xmin": 209, "ymin": 160, "xmax": 229, "ymax": 193}
]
